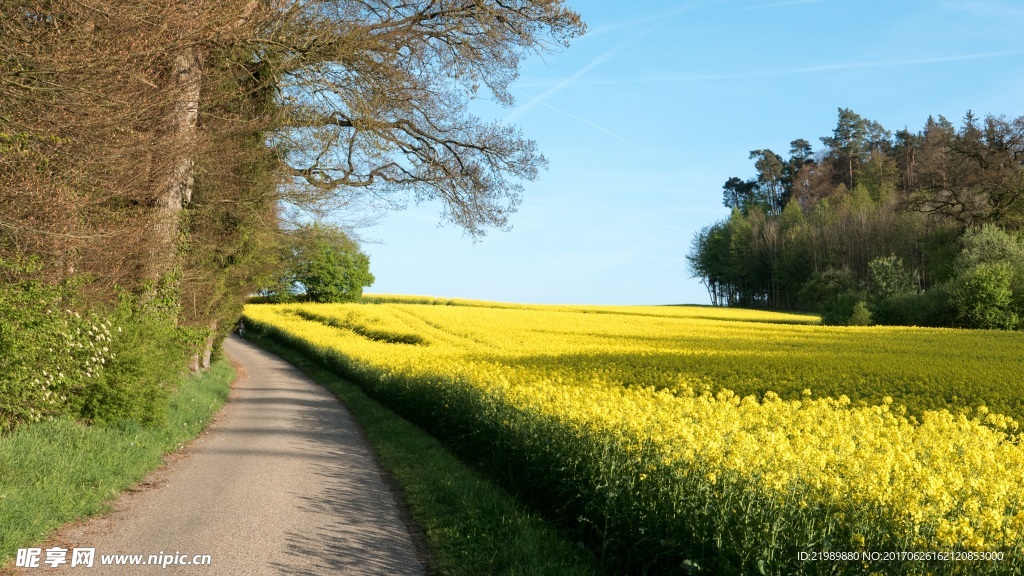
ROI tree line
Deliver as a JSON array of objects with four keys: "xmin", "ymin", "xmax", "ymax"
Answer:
[
  {"xmin": 0, "ymin": 0, "xmax": 584, "ymax": 429},
  {"xmin": 688, "ymin": 108, "xmax": 1024, "ymax": 328}
]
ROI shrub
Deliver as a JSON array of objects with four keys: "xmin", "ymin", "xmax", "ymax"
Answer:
[
  {"xmin": 76, "ymin": 298, "xmax": 188, "ymax": 426},
  {"xmin": 956, "ymin": 224, "xmax": 1024, "ymax": 273},
  {"xmin": 950, "ymin": 263, "xmax": 1019, "ymax": 330},
  {"xmin": 872, "ymin": 285, "xmax": 956, "ymax": 327},
  {"xmin": 867, "ymin": 255, "xmax": 916, "ymax": 311},
  {"xmin": 0, "ymin": 278, "xmax": 189, "ymax": 430},
  {"xmin": 0, "ymin": 279, "xmax": 88, "ymax": 429},
  {"xmin": 797, "ymin": 267, "xmax": 864, "ymax": 325},
  {"xmin": 847, "ymin": 301, "xmax": 873, "ymax": 326}
]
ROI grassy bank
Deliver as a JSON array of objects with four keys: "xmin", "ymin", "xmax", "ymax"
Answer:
[
  {"xmin": 0, "ymin": 360, "xmax": 234, "ymax": 564},
  {"xmin": 248, "ymin": 335, "xmax": 601, "ymax": 576}
]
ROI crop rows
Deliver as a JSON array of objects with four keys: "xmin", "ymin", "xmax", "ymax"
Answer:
[{"xmin": 244, "ymin": 300, "xmax": 1024, "ymax": 575}]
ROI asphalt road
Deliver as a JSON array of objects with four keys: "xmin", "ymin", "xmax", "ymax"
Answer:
[{"xmin": 12, "ymin": 336, "xmax": 426, "ymax": 575}]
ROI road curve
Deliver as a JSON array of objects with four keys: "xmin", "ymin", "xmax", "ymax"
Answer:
[{"xmin": 12, "ymin": 336, "xmax": 426, "ymax": 575}]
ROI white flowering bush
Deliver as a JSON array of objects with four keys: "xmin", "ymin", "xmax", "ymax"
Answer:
[{"xmin": 0, "ymin": 279, "xmax": 186, "ymax": 430}]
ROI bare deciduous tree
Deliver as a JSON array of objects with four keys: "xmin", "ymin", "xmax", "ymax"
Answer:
[
  {"xmin": 1, "ymin": 0, "xmax": 584, "ymax": 358},
  {"xmin": 0, "ymin": 0, "xmax": 265, "ymax": 293},
  {"xmin": 262, "ymin": 0, "xmax": 585, "ymax": 237}
]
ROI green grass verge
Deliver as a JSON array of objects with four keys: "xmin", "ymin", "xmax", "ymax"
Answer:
[
  {"xmin": 0, "ymin": 359, "xmax": 234, "ymax": 564},
  {"xmin": 248, "ymin": 335, "xmax": 602, "ymax": 576}
]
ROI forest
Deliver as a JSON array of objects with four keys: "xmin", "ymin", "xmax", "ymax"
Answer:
[
  {"xmin": 0, "ymin": 0, "xmax": 584, "ymax": 430},
  {"xmin": 687, "ymin": 108, "xmax": 1024, "ymax": 328}
]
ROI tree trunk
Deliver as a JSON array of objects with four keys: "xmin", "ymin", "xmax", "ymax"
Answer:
[
  {"xmin": 189, "ymin": 353, "xmax": 202, "ymax": 374},
  {"xmin": 151, "ymin": 48, "xmax": 202, "ymax": 281},
  {"xmin": 201, "ymin": 320, "xmax": 218, "ymax": 370},
  {"xmin": 169, "ymin": 49, "xmax": 201, "ymax": 210}
]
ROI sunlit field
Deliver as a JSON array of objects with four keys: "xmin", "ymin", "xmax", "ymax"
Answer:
[{"xmin": 244, "ymin": 298, "xmax": 1024, "ymax": 575}]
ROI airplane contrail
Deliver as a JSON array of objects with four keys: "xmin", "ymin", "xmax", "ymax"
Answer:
[
  {"xmin": 503, "ymin": 43, "xmax": 627, "ymax": 122},
  {"xmin": 503, "ymin": 4, "xmax": 694, "ymax": 123},
  {"xmin": 515, "ymin": 95, "xmax": 642, "ymax": 149},
  {"xmin": 574, "ymin": 49, "xmax": 1024, "ymax": 85}
]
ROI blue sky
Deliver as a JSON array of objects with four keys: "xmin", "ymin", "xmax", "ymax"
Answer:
[{"xmin": 357, "ymin": 0, "xmax": 1024, "ymax": 305}]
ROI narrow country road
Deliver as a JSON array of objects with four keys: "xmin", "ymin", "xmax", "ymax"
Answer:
[{"xmin": 13, "ymin": 336, "xmax": 426, "ymax": 575}]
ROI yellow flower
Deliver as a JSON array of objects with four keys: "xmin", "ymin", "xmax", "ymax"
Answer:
[{"xmin": 244, "ymin": 299, "xmax": 1024, "ymax": 561}]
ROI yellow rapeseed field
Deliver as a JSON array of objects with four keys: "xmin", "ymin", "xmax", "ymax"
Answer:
[{"xmin": 244, "ymin": 298, "xmax": 1024, "ymax": 575}]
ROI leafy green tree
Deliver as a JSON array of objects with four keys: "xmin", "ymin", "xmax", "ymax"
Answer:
[
  {"xmin": 788, "ymin": 139, "xmax": 814, "ymax": 168},
  {"xmin": 950, "ymin": 263, "xmax": 1018, "ymax": 329},
  {"xmin": 688, "ymin": 223, "xmax": 725, "ymax": 306},
  {"xmin": 689, "ymin": 108, "xmax": 1024, "ymax": 331},
  {"xmin": 948, "ymin": 225, "xmax": 1024, "ymax": 329},
  {"xmin": 956, "ymin": 224, "xmax": 1024, "ymax": 273},
  {"xmin": 749, "ymin": 149, "xmax": 786, "ymax": 215},
  {"xmin": 820, "ymin": 108, "xmax": 870, "ymax": 190},
  {"xmin": 721, "ymin": 176, "xmax": 762, "ymax": 214},
  {"xmin": 288, "ymin": 224, "xmax": 375, "ymax": 303},
  {"xmin": 847, "ymin": 301, "xmax": 873, "ymax": 326},
  {"xmin": 797, "ymin": 267, "xmax": 861, "ymax": 325},
  {"xmin": 782, "ymin": 139, "xmax": 814, "ymax": 203},
  {"xmin": 866, "ymin": 255, "xmax": 918, "ymax": 325},
  {"xmin": 857, "ymin": 147, "xmax": 899, "ymax": 203},
  {"xmin": 820, "ymin": 108, "xmax": 890, "ymax": 191},
  {"xmin": 868, "ymin": 255, "xmax": 916, "ymax": 304},
  {"xmin": 774, "ymin": 201, "xmax": 812, "ymax": 306}
]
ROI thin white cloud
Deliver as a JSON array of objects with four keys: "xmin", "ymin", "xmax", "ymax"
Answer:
[
  {"xmin": 567, "ymin": 233, "xmax": 673, "ymax": 272},
  {"xmin": 616, "ymin": 217, "xmax": 692, "ymax": 233},
  {"xmin": 583, "ymin": 233, "xmax": 690, "ymax": 277},
  {"xmin": 504, "ymin": 38, "xmax": 634, "ymax": 122},
  {"xmin": 515, "ymin": 94, "xmax": 642, "ymax": 150},
  {"xmin": 504, "ymin": 5, "xmax": 700, "ymax": 122},
  {"xmin": 938, "ymin": 0, "xmax": 1024, "ymax": 20},
  {"xmin": 788, "ymin": 50, "xmax": 1024, "ymax": 74},
  {"xmin": 582, "ymin": 0, "xmax": 825, "ymax": 39},
  {"xmin": 567, "ymin": 49, "xmax": 1024, "ymax": 85},
  {"xmin": 584, "ymin": 2, "xmax": 710, "ymax": 38},
  {"xmin": 652, "ymin": 256, "xmax": 693, "ymax": 272},
  {"xmin": 730, "ymin": 0, "xmax": 831, "ymax": 11}
]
